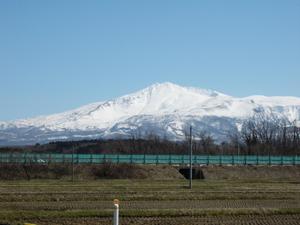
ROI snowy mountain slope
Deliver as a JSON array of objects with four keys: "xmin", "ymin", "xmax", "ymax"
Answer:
[{"xmin": 1, "ymin": 82, "xmax": 300, "ymax": 145}]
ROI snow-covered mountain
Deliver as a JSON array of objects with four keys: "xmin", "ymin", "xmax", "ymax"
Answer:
[{"xmin": 1, "ymin": 82, "xmax": 300, "ymax": 146}]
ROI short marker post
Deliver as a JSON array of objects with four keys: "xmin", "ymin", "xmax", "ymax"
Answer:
[{"xmin": 113, "ymin": 199, "xmax": 120, "ymax": 225}]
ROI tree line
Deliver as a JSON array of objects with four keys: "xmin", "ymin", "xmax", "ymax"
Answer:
[{"xmin": 1, "ymin": 111, "xmax": 299, "ymax": 155}]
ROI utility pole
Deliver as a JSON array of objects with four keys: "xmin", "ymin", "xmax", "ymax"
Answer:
[
  {"xmin": 237, "ymin": 133, "xmax": 240, "ymax": 156},
  {"xmin": 72, "ymin": 145, "xmax": 75, "ymax": 182},
  {"xmin": 189, "ymin": 125, "xmax": 193, "ymax": 189}
]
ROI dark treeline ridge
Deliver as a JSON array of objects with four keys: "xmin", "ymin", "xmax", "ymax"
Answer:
[
  {"xmin": 0, "ymin": 139, "xmax": 188, "ymax": 155},
  {"xmin": 1, "ymin": 112, "xmax": 300, "ymax": 156}
]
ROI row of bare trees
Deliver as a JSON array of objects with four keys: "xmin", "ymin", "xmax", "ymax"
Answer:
[
  {"xmin": 1, "ymin": 111, "xmax": 299, "ymax": 155},
  {"xmin": 238, "ymin": 112, "xmax": 300, "ymax": 155},
  {"xmin": 183, "ymin": 111, "xmax": 300, "ymax": 156}
]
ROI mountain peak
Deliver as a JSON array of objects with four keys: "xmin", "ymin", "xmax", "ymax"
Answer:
[
  {"xmin": 143, "ymin": 82, "xmax": 184, "ymax": 93},
  {"xmin": 1, "ymin": 82, "xmax": 300, "ymax": 145},
  {"xmin": 150, "ymin": 82, "xmax": 178, "ymax": 88},
  {"xmin": 139, "ymin": 82, "xmax": 223, "ymax": 98}
]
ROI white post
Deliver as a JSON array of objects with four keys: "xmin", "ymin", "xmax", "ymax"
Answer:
[{"xmin": 113, "ymin": 199, "xmax": 119, "ymax": 225}]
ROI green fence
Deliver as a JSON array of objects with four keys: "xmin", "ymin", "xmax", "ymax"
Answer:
[{"xmin": 0, "ymin": 153, "xmax": 299, "ymax": 166}]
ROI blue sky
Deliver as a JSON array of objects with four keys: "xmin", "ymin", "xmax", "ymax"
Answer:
[{"xmin": 0, "ymin": 0, "xmax": 300, "ymax": 121}]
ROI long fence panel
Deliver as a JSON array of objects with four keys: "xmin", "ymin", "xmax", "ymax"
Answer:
[{"xmin": 0, "ymin": 153, "xmax": 299, "ymax": 166}]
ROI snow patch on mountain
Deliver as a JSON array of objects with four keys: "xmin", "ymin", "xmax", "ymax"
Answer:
[{"xmin": 1, "ymin": 82, "xmax": 300, "ymax": 145}]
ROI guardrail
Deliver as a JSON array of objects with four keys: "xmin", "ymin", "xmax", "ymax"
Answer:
[{"xmin": 0, "ymin": 153, "xmax": 299, "ymax": 166}]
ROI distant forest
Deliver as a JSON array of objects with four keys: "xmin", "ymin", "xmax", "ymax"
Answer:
[{"xmin": 1, "ymin": 112, "xmax": 300, "ymax": 156}]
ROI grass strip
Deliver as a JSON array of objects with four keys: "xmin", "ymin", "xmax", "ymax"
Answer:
[{"xmin": 1, "ymin": 208, "xmax": 300, "ymax": 221}]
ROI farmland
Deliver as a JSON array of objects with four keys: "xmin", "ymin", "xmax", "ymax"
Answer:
[{"xmin": 0, "ymin": 176, "xmax": 300, "ymax": 225}]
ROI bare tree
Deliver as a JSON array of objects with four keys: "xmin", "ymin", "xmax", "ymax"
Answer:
[{"xmin": 240, "ymin": 110, "xmax": 300, "ymax": 155}]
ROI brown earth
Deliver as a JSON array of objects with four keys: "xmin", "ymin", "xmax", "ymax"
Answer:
[
  {"xmin": 23, "ymin": 215, "xmax": 300, "ymax": 225},
  {"xmin": 1, "ymin": 162, "xmax": 300, "ymax": 181},
  {"xmin": 0, "ymin": 163, "xmax": 184, "ymax": 180},
  {"xmin": 198, "ymin": 165, "xmax": 300, "ymax": 180}
]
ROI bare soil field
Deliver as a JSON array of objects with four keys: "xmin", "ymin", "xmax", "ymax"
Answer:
[
  {"xmin": 33, "ymin": 215, "xmax": 300, "ymax": 225},
  {"xmin": 0, "ymin": 176, "xmax": 299, "ymax": 225},
  {"xmin": 200, "ymin": 165, "xmax": 300, "ymax": 180}
]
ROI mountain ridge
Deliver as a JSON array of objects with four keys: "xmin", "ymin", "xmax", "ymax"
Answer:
[{"xmin": 1, "ymin": 82, "xmax": 300, "ymax": 146}]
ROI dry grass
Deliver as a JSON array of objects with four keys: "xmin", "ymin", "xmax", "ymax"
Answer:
[
  {"xmin": 0, "ymin": 179, "xmax": 299, "ymax": 224},
  {"xmin": 0, "ymin": 165, "xmax": 300, "ymax": 224}
]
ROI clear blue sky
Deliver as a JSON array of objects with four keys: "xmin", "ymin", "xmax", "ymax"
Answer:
[{"xmin": 1, "ymin": 0, "xmax": 300, "ymax": 121}]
